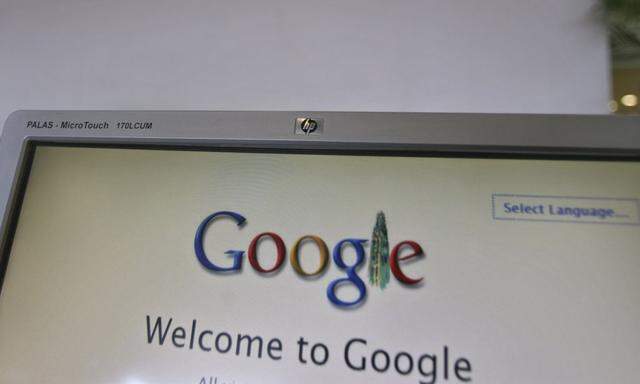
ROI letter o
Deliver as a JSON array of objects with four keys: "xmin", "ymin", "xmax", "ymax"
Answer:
[
  {"xmin": 371, "ymin": 349, "xmax": 391, "ymax": 372},
  {"xmin": 310, "ymin": 343, "xmax": 329, "ymax": 365},
  {"xmin": 394, "ymin": 351, "xmax": 414, "ymax": 375},
  {"xmin": 215, "ymin": 332, "xmax": 232, "ymax": 353},
  {"xmin": 290, "ymin": 235, "xmax": 329, "ymax": 277},
  {"xmin": 248, "ymin": 232, "xmax": 286, "ymax": 273}
]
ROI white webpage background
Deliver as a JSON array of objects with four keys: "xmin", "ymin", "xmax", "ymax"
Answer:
[{"xmin": 0, "ymin": 147, "xmax": 638, "ymax": 383}]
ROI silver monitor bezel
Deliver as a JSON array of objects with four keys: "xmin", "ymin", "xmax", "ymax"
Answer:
[{"xmin": 1, "ymin": 109, "xmax": 639, "ymax": 290}]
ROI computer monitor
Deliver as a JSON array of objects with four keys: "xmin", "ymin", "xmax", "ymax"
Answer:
[{"xmin": 0, "ymin": 110, "xmax": 639, "ymax": 384}]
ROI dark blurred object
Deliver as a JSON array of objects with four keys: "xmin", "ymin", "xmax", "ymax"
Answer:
[
  {"xmin": 602, "ymin": 0, "xmax": 640, "ymax": 60},
  {"xmin": 612, "ymin": 69, "xmax": 640, "ymax": 113},
  {"xmin": 603, "ymin": 1, "xmax": 640, "ymax": 114}
]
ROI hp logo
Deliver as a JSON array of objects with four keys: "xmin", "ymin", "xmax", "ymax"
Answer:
[
  {"xmin": 300, "ymin": 118, "xmax": 318, "ymax": 134},
  {"xmin": 294, "ymin": 117, "xmax": 324, "ymax": 136}
]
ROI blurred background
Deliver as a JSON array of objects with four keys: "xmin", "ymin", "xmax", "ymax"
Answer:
[
  {"xmin": 605, "ymin": 0, "xmax": 640, "ymax": 114},
  {"xmin": 0, "ymin": 0, "xmax": 638, "ymax": 134}
]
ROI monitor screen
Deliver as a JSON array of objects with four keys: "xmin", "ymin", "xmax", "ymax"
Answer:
[{"xmin": 0, "ymin": 143, "xmax": 639, "ymax": 384}]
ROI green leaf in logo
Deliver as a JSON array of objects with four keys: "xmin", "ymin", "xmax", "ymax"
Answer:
[{"xmin": 369, "ymin": 211, "xmax": 390, "ymax": 290}]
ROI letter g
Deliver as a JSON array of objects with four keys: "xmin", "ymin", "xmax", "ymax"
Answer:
[
  {"xmin": 194, "ymin": 211, "xmax": 246, "ymax": 272},
  {"xmin": 327, "ymin": 238, "xmax": 368, "ymax": 307}
]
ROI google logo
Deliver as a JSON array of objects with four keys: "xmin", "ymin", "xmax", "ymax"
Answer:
[{"xmin": 194, "ymin": 211, "xmax": 426, "ymax": 308}]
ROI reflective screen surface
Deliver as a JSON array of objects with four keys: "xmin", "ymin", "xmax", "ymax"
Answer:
[{"xmin": 0, "ymin": 145, "xmax": 639, "ymax": 384}]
